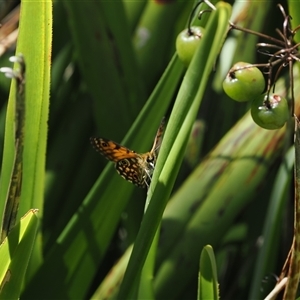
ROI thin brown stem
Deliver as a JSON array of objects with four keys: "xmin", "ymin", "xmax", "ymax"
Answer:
[
  {"xmin": 289, "ymin": 60, "xmax": 294, "ymax": 116},
  {"xmin": 229, "ymin": 22, "xmax": 286, "ymax": 47}
]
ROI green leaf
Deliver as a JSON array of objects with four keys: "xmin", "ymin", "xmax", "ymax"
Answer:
[
  {"xmin": 21, "ymin": 46, "xmax": 184, "ymax": 300},
  {"xmin": 0, "ymin": 209, "xmax": 39, "ymax": 299},
  {"xmin": 0, "ymin": 1, "xmax": 52, "ymax": 224},
  {"xmin": 249, "ymin": 146, "xmax": 294, "ymax": 299},
  {"xmin": 118, "ymin": 2, "xmax": 232, "ymax": 298},
  {"xmin": 288, "ymin": 0, "xmax": 300, "ymax": 44},
  {"xmin": 198, "ymin": 245, "xmax": 219, "ymax": 300},
  {"xmin": 0, "ymin": 0, "xmax": 52, "ymax": 287}
]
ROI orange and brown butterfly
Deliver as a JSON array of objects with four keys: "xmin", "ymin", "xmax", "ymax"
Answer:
[{"xmin": 90, "ymin": 118, "xmax": 165, "ymax": 188}]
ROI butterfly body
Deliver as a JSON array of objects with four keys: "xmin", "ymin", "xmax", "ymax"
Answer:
[{"xmin": 90, "ymin": 118, "xmax": 165, "ymax": 188}]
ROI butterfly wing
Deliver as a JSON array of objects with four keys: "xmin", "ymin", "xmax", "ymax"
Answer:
[
  {"xmin": 90, "ymin": 137, "xmax": 147, "ymax": 188},
  {"xmin": 150, "ymin": 117, "xmax": 165, "ymax": 155},
  {"xmin": 115, "ymin": 157, "xmax": 146, "ymax": 188},
  {"xmin": 90, "ymin": 137, "xmax": 137, "ymax": 162},
  {"xmin": 90, "ymin": 118, "xmax": 165, "ymax": 189}
]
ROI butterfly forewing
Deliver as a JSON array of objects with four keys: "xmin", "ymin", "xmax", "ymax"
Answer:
[{"xmin": 90, "ymin": 137, "xmax": 136, "ymax": 162}]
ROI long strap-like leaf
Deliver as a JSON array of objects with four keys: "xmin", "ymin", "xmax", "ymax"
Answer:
[{"xmin": 0, "ymin": 55, "xmax": 26, "ymax": 243}]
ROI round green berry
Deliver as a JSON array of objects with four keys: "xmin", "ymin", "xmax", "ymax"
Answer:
[
  {"xmin": 223, "ymin": 62, "xmax": 265, "ymax": 102},
  {"xmin": 176, "ymin": 26, "xmax": 205, "ymax": 67},
  {"xmin": 251, "ymin": 94, "xmax": 289, "ymax": 130}
]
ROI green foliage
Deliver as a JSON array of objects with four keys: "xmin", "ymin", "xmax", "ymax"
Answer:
[
  {"xmin": 198, "ymin": 245, "xmax": 219, "ymax": 300},
  {"xmin": 0, "ymin": 210, "xmax": 39, "ymax": 299},
  {"xmin": 0, "ymin": 1, "xmax": 51, "ymax": 298},
  {"xmin": 0, "ymin": 0, "xmax": 299, "ymax": 299}
]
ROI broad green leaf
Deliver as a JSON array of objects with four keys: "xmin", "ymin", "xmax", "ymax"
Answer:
[{"xmin": 0, "ymin": 0, "xmax": 52, "ymax": 228}]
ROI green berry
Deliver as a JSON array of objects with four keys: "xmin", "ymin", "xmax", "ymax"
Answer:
[
  {"xmin": 223, "ymin": 62, "xmax": 265, "ymax": 102},
  {"xmin": 176, "ymin": 26, "xmax": 205, "ymax": 67},
  {"xmin": 251, "ymin": 94, "xmax": 289, "ymax": 130}
]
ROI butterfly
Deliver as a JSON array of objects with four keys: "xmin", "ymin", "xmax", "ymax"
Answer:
[{"xmin": 90, "ymin": 118, "xmax": 165, "ymax": 188}]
